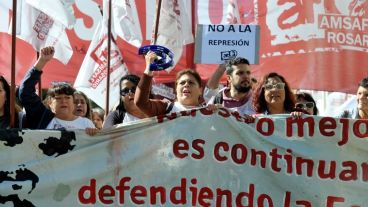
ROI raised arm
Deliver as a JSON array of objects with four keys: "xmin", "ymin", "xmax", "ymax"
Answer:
[
  {"xmin": 134, "ymin": 51, "xmax": 168, "ymax": 117},
  {"xmin": 206, "ymin": 63, "xmax": 226, "ymax": 89},
  {"xmin": 19, "ymin": 46, "xmax": 55, "ymax": 129}
]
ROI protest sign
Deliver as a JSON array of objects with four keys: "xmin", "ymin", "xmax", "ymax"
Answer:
[{"xmin": 195, "ymin": 24, "xmax": 260, "ymax": 64}]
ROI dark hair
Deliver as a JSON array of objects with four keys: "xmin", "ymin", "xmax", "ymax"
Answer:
[
  {"xmin": 175, "ymin": 69, "xmax": 202, "ymax": 89},
  {"xmin": 120, "ymin": 74, "xmax": 140, "ymax": 88},
  {"xmin": 226, "ymin": 57, "xmax": 250, "ymax": 75},
  {"xmin": 0, "ymin": 76, "xmax": 21, "ymax": 128},
  {"xmin": 117, "ymin": 74, "xmax": 141, "ymax": 109},
  {"xmin": 359, "ymin": 77, "xmax": 368, "ymax": 88},
  {"xmin": 252, "ymin": 72, "xmax": 296, "ymax": 113},
  {"xmin": 296, "ymin": 92, "xmax": 319, "ymax": 115},
  {"xmin": 47, "ymin": 82, "xmax": 75, "ymax": 97},
  {"xmin": 74, "ymin": 90, "xmax": 92, "ymax": 119}
]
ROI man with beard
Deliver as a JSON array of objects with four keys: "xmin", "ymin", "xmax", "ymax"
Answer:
[{"xmin": 204, "ymin": 57, "xmax": 255, "ymax": 116}]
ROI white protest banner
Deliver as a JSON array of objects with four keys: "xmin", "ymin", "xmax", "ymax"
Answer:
[
  {"xmin": 74, "ymin": 0, "xmax": 128, "ymax": 110},
  {"xmin": 195, "ymin": 24, "xmax": 260, "ymax": 64},
  {"xmin": 1, "ymin": 109, "xmax": 367, "ymax": 206}
]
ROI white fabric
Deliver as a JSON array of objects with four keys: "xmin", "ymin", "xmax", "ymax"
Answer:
[
  {"xmin": 112, "ymin": 0, "xmax": 142, "ymax": 47},
  {"xmin": 153, "ymin": 0, "xmax": 193, "ymax": 71},
  {"xmin": 26, "ymin": 0, "xmax": 76, "ymax": 29},
  {"xmin": 169, "ymin": 101, "xmax": 202, "ymax": 113},
  {"xmin": 74, "ymin": 0, "xmax": 129, "ymax": 111},
  {"xmin": 0, "ymin": 112, "xmax": 367, "ymax": 206},
  {"xmin": 203, "ymin": 86, "xmax": 220, "ymax": 103},
  {"xmin": 46, "ymin": 116, "xmax": 94, "ymax": 130},
  {"xmin": 122, "ymin": 112, "xmax": 141, "ymax": 124},
  {"xmin": 226, "ymin": 0, "xmax": 241, "ymax": 23},
  {"xmin": 13, "ymin": 0, "xmax": 73, "ymax": 64}
]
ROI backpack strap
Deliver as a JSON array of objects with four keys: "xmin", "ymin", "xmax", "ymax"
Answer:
[
  {"xmin": 213, "ymin": 92, "xmax": 223, "ymax": 104},
  {"xmin": 165, "ymin": 102, "xmax": 175, "ymax": 114}
]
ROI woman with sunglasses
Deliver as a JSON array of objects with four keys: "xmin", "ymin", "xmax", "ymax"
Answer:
[
  {"xmin": 252, "ymin": 72, "xmax": 296, "ymax": 115},
  {"xmin": 295, "ymin": 92, "xmax": 319, "ymax": 115},
  {"xmin": 103, "ymin": 74, "xmax": 148, "ymax": 128}
]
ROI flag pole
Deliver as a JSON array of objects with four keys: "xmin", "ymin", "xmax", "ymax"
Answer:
[
  {"xmin": 37, "ymin": 52, "xmax": 42, "ymax": 98},
  {"xmin": 105, "ymin": 0, "xmax": 112, "ymax": 115},
  {"xmin": 187, "ymin": 0, "xmax": 196, "ymax": 69},
  {"xmin": 152, "ymin": 0, "xmax": 163, "ymax": 45},
  {"xmin": 10, "ymin": 0, "xmax": 18, "ymax": 128}
]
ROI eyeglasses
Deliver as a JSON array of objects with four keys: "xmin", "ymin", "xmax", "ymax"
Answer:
[
  {"xmin": 295, "ymin": 102, "xmax": 315, "ymax": 109},
  {"xmin": 263, "ymin": 83, "xmax": 285, "ymax": 90},
  {"xmin": 120, "ymin": 87, "xmax": 136, "ymax": 96}
]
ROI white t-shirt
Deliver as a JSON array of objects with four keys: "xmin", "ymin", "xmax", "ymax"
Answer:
[
  {"xmin": 46, "ymin": 117, "xmax": 95, "ymax": 130},
  {"xmin": 169, "ymin": 102, "xmax": 203, "ymax": 113},
  {"xmin": 122, "ymin": 112, "xmax": 141, "ymax": 124}
]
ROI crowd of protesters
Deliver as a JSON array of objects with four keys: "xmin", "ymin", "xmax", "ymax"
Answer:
[{"xmin": 1, "ymin": 46, "xmax": 368, "ymax": 133}]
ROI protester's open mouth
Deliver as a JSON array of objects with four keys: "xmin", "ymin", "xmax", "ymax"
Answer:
[{"xmin": 183, "ymin": 89, "xmax": 191, "ymax": 95}]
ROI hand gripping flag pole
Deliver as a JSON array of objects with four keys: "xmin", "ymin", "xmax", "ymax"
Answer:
[{"xmin": 138, "ymin": 0, "xmax": 174, "ymax": 71}]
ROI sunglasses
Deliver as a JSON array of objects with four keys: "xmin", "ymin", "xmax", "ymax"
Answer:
[
  {"xmin": 120, "ymin": 87, "xmax": 136, "ymax": 96},
  {"xmin": 263, "ymin": 82, "xmax": 285, "ymax": 90},
  {"xmin": 295, "ymin": 102, "xmax": 315, "ymax": 109}
]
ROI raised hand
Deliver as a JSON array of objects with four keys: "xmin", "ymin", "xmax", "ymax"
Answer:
[
  {"xmin": 144, "ymin": 51, "xmax": 158, "ymax": 75},
  {"xmin": 39, "ymin": 46, "xmax": 55, "ymax": 62},
  {"xmin": 34, "ymin": 46, "xmax": 55, "ymax": 71}
]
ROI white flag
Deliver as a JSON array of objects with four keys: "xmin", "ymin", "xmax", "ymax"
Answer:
[
  {"xmin": 14, "ymin": 0, "xmax": 73, "ymax": 64},
  {"xmin": 74, "ymin": 0, "xmax": 129, "ymax": 111},
  {"xmin": 112, "ymin": 0, "xmax": 142, "ymax": 47},
  {"xmin": 153, "ymin": 0, "xmax": 193, "ymax": 71},
  {"xmin": 226, "ymin": 0, "xmax": 241, "ymax": 24},
  {"xmin": 26, "ymin": 0, "xmax": 76, "ymax": 29}
]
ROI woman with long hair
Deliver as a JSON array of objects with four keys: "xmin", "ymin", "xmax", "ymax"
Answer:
[
  {"xmin": 252, "ymin": 72, "xmax": 296, "ymax": 115},
  {"xmin": 0, "ymin": 76, "xmax": 22, "ymax": 128},
  {"xmin": 103, "ymin": 74, "xmax": 148, "ymax": 128},
  {"xmin": 295, "ymin": 92, "xmax": 319, "ymax": 115},
  {"xmin": 73, "ymin": 90, "xmax": 93, "ymax": 120}
]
